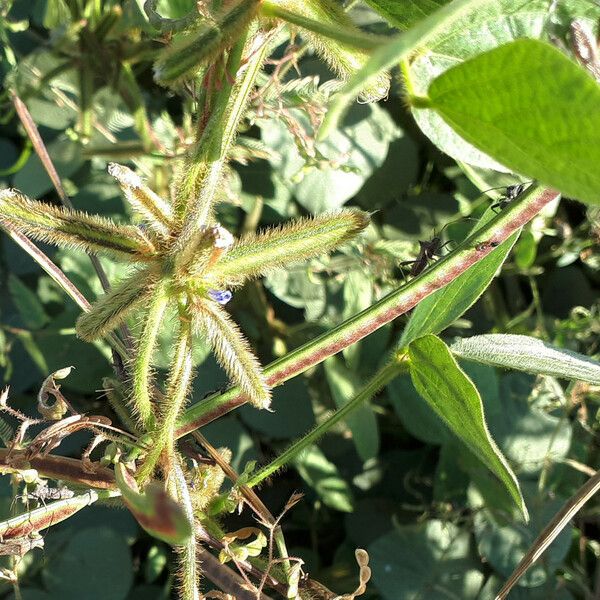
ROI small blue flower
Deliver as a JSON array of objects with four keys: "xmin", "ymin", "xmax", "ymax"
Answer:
[{"xmin": 208, "ymin": 289, "xmax": 232, "ymax": 305}]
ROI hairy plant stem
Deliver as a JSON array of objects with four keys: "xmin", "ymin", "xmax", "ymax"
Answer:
[
  {"xmin": 175, "ymin": 30, "xmax": 270, "ymax": 268},
  {"xmin": 176, "ymin": 187, "xmax": 560, "ymax": 436},
  {"xmin": 139, "ymin": 316, "xmax": 194, "ymax": 483},
  {"xmin": 173, "ymin": 462, "xmax": 200, "ymax": 600},
  {"xmin": 246, "ymin": 357, "xmax": 407, "ymax": 488},
  {"xmin": 0, "ymin": 449, "xmax": 116, "ymax": 489},
  {"xmin": 132, "ymin": 282, "xmax": 169, "ymax": 430},
  {"xmin": 260, "ymin": 1, "xmax": 384, "ymax": 50},
  {"xmin": 0, "ymin": 489, "xmax": 120, "ymax": 539}
]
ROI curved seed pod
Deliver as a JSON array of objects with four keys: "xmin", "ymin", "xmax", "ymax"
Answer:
[
  {"xmin": 0, "ymin": 189, "xmax": 156, "ymax": 260},
  {"xmin": 204, "ymin": 208, "xmax": 370, "ymax": 287},
  {"xmin": 153, "ymin": 0, "xmax": 261, "ymax": 86},
  {"xmin": 76, "ymin": 268, "xmax": 158, "ymax": 341},
  {"xmin": 192, "ymin": 300, "xmax": 270, "ymax": 409}
]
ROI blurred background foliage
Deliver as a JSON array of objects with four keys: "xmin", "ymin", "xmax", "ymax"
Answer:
[{"xmin": 0, "ymin": 0, "xmax": 599, "ymax": 598}]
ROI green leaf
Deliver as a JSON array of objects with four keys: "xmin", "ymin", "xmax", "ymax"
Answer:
[
  {"xmin": 470, "ymin": 483, "xmax": 571, "ymax": 587},
  {"xmin": 8, "ymin": 274, "xmax": 49, "ymax": 330},
  {"xmin": 13, "ymin": 136, "xmax": 83, "ymax": 198},
  {"xmin": 513, "ymin": 230, "xmax": 537, "ymax": 269},
  {"xmin": 405, "ymin": 0, "xmax": 600, "ymax": 170},
  {"xmin": 387, "ymin": 374, "xmax": 451, "ymax": 445},
  {"xmin": 425, "ymin": 39, "xmax": 600, "ymax": 205},
  {"xmin": 294, "ymin": 446, "xmax": 354, "ymax": 512},
  {"xmin": 399, "ymin": 229, "xmax": 518, "ymax": 347},
  {"xmin": 451, "ymin": 334, "xmax": 600, "ymax": 385},
  {"xmin": 144, "ymin": 545, "xmax": 168, "ymax": 583},
  {"xmin": 410, "ymin": 0, "xmax": 598, "ymax": 170},
  {"xmin": 264, "ymin": 104, "xmax": 399, "ymax": 212},
  {"xmin": 239, "ymin": 377, "xmax": 315, "ymax": 440},
  {"xmin": 408, "ymin": 334, "xmax": 526, "ymax": 518},
  {"xmin": 115, "ymin": 464, "xmax": 193, "ymax": 545},
  {"xmin": 479, "ymin": 372, "xmax": 571, "ymax": 479},
  {"xmin": 369, "ymin": 520, "xmax": 484, "ymax": 600},
  {"xmin": 364, "ymin": 0, "xmax": 450, "ymax": 30},
  {"xmin": 319, "ymin": 0, "xmax": 494, "ymax": 138},
  {"xmin": 43, "ymin": 527, "xmax": 133, "ymax": 600},
  {"xmin": 325, "ymin": 356, "xmax": 380, "ymax": 462}
]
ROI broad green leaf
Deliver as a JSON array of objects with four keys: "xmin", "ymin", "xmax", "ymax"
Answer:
[
  {"xmin": 294, "ymin": 446, "xmax": 354, "ymax": 512},
  {"xmin": 364, "ymin": 0, "xmax": 450, "ymax": 30},
  {"xmin": 319, "ymin": 0, "xmax": 495, "ymax": 138},
  {"xmin": 470, "ymin": 484, "xmax": 571, "ymax": 587},
  {"xmin": 369, "ymin": 520, "xmax": 484, "ymax": 600},
  {"xmin": 43, "ymin": 527, "xmax": 133, "ymax": 600},
  {"xmin": 426, "ymin": 39, "xmax": 600, "ymax": 205},
  {"xmin": 399, "ymin": 229, "xmax": 518, "ymax": 347},
  {"xmin": 387, "ymin": 374, "xmax": 451, "ymax": 446},
  {"xmin": 451, "ymin": 334, "xmax": 600, "ymax": 385},
  {"xmin": 478, "ymin": 575, "xmax": 574, "ymax": 600},
  {"xmin": 484, "ymin": 373, "xmax": 571, "ymax": 478},
  {"xmin": 240, "ymin": 377, "xmax": 315, "ymax": 440},
  {"xmin": 8, "ymin": 274, "xmax": 49, "ymax": 330},
  {"xmin": 325, "ymin": 356, "xmax": 380, "ymax": 462},
  {"xmin": 115, "ymin": 464, "xmax": 193, "ymax": 545},
  {"xmin": 513, "ymin": 230, "xmax": 537, "ymax": 269},
  {"xmin": 26, "ymin": 97, "xmax": 74, "ymax": 130},
  {"xmin": 408, "ymin": 0, "xmax": 600, "ymax": 170},
  {"xmin": 342, "ymin": 270, "xmax": 373, "ymax": 368},
  {"xmin": 265, "ymin": 269, "xmax": 326, "ymax": 321},
  {"xmin": 13, "ymin": 136, "xmax": 83, "ymax": 199},
  {"xmin": 408, "ymin": 335, "xmax": 526, "ymax": 518},
  {"xmin": 264, "ymin": 104, "xmax": 399, "ymax": 212}
]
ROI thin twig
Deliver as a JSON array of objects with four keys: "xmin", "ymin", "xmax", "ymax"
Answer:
[
  {"xmin": 10, "ymin": 91, "xmax": 133, "ymax": 369},
  {"xmin": 10, "ymin": 91, "xmax": 112, "ymax": 293},
  {"xmin": 495, "ymin": 469, "xmax": 600, "ymax": 599},
  {"xmin": 197, "ymin": 547, "xmax": 276, "ymax": 600}
]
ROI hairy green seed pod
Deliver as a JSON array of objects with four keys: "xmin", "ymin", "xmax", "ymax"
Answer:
[
  {"xmin": 153, "ymin": 0, "xmax": 261, "ymax": 86},
  {"xmin": 108, "ymin": 163, "xmax": 174, "ymax": 237},
  {"xmin": 192, "ymin": 300, "xmax": 270, "ymax": 410},
  {"xmin": 0, "ymin": 189, "xmax": 156, "ymax": 260},
  {"xmin": 204, "ymin": 208, "xmax": 370, "ymax": 287},
  {"xmin": 76, "ymin": 268, "xmax": 157, "ymax": 341}
]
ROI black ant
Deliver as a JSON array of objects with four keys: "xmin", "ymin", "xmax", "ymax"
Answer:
[
  {"xmin": 475, "ymin": 240, "xmax": 500, "ymax": 251},
  {"xmin": 400, "ymin": 231, "xmax": 454, "ymax": 277},
  {"xmin": 487, "ymin": 181, "xmax": 532, "ymax": 213}
]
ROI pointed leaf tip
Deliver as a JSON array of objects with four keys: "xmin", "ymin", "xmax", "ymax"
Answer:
[{"xmin": 408, "ymin": 334, "xmax": 527, "ymax": 520}]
